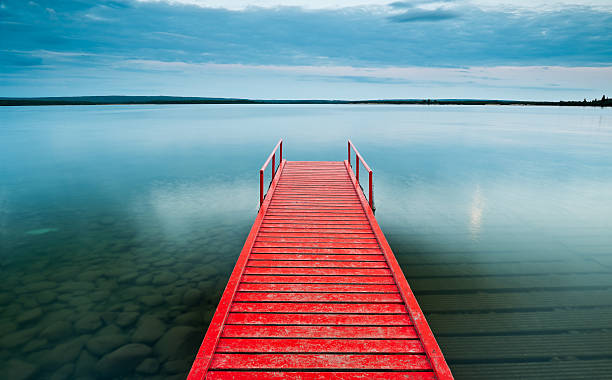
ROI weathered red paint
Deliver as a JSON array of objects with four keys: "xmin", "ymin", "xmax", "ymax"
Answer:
[
  {"xmin": 207, "ymin": 372, "xmax": 436, "ymax": 380},
  {"xmin": 187, "ymin": 141, "xmax": 453, "ymax": 380},
  {"xmin": 348, "ymin": 139, "xmax": 374, "ymax": 210},
  {"xmin": 260, "ymin": 139, "xmax": 283, "ymax": 206}
]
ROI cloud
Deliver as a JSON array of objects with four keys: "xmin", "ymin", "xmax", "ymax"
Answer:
[
  {"xmin": 388, "ymin": 8, "xmax": 459, "ymax": 21},
  {"xmin": 0, "ymin": 0, "xmax": 611, "ymax": 98},
  {"xmin": 2, "ymin": 0, "xmax": 609, "ymax": 67},
  {"xmin": 135, "ymin": 1, "xmax": 612, "ymax": 12},
  {"xmin": 0, "ymin": 51, "xmax": 43, "ymax": 67},
  {"xmin": 389, "ymin": 0, "xmax": 457, "ymax": 9}
]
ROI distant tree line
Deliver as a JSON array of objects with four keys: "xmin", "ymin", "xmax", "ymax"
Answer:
[
  {"xmin": 0, "ymin": 95, "xmax": 610, "ymax": 107},
  {"xmin": 580, "ymin": 95, "xmax": 610, "ymax": 107}
]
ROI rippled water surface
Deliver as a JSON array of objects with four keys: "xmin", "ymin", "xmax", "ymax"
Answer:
[{"xmin": 1, "ymin": 105, "xmax": 611, "ymax": 379}]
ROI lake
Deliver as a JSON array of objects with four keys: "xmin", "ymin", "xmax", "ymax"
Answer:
[{"xmin": 1, "ymin": 104, "xmax": 611, "ymax": 379}]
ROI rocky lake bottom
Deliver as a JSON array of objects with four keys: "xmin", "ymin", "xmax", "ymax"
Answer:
[{"xmin": 0, "ymin": 213, "xmax": 245, "ymax": 379}]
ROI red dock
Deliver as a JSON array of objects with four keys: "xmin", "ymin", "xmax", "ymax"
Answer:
[{"xmin": 188, "ymin": 140, "xmax": 452, "ymax": 379}]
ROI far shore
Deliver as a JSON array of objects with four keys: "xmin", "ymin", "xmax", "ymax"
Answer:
[{"xmin": 1, "ymin": 96, "xmax": 610, "ymax": 107}]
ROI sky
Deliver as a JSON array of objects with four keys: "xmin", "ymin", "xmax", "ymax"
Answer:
[{"xmin": 1, "ymin": 0, "xmax": 611, "ymax": 100}]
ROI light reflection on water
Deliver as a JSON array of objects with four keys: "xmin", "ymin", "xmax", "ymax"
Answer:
[
  {"xmin": 468, "ymin": 184, "xmax": 485, "ymax": 242},
  {"xmin": 0, "ymin": 104, "xmax": 611, "ymax": 379}
]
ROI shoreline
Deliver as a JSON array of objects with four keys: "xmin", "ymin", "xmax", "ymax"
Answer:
[{"xmin": 1, "ymin": 97, "xmax": 610, "ymax": 107}]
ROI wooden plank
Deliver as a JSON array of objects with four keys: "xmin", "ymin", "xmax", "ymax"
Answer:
[
  {"xmin": 268, "ymin": 206, "xmax": 366, "ymax": 210},
  {"xmin": 231, "ymin": 302, "xmax": 407, "ymax": 314},
  {"xmin": 216, "ymin": 338, "xmax": 422, "ymax": 352},
  {"xmin": 268, "ymin": 197, "xmax": 360, "ymax": 201},
  {"xmin": 258, "ymin": 228, "xmax": 375, "ymax": 234},
  {"xmin": 268, "ymin": 202, "xmax": 363, "ymax": 206},
  {"xmin": 221, "ymin": 325, "xmax": 418, "ymax": 339},
  {"xmin": 208, "ymin": 372, "xmax": 436, "ymax": 380},
  {"xmin": 261, "ymin": 220, "xmax": 372, "ymax": 225},
  {"xmin": 241, "ymin": 275, "xmax": 396, "ymax": 284},
  {"xmin": 244, "ymin": 267, "xmax": 392, "ymax": 276},
  {"xmin": 234, "ymin": 292, "xmax": 403, "ymax": 303},
  {"xmin": 266, "ymin": 217, "xmax": 367, "ymax": 224},
  {"xmin": 253, "ymin": 242, "xmax": 379, "ymax": 249},
  {"xmin": 260, "ymin": 224, "xmax": 372, "ymax": 229},
  {"xmin": 257, "ymin": 232, "xmax": 377, "ymax": 239},
  {"xmin": 251, "ymin": 248, "xmax": 381, "ymax": 254},
  {"xmin": 256, "ymin": 236, "xmax": 377, "ymax": 241},
  {"xmin": 210, "ymin": 353, "xmax": 432, "ymax": 370},
  {"xmin": 250, "ymin": 253, "xmax": 385, "ymax": 261},
  {"xmin": 225, "ymin": 313, "xmax": 412, "ymax": 326},
  {"xmin": 238, "ymin": 283, "xmax": 399, "ymax": 293},
  {"xmin": 246, "ymin": 260, "xmax": 389, "ymax": 268}
]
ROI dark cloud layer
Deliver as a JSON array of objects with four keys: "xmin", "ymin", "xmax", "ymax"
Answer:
[
  {"xmin": 0, "ymin": 1, "xmax": 610, "ymax": 81},
  {"xmin": 389, "ymin": 9, "xmax": 460, "ymax": 22}
]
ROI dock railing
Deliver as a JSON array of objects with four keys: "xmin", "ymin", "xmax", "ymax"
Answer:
[
  {"xmin": 348, "ymin": 139, "xmax": 374, "ymax": 210},
  {"xmin": 260, "ymin": 139, "xmax": 283, "ymax": 206}
]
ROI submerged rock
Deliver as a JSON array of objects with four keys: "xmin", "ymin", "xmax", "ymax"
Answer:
[
  {"xmin": 174, "ymin": 311, "xmax": 202, "ymax": 327},
  {"xmin": 117, "ymin": 273, "xmax": 138, "ymax": 284},
  {"xmin": 154, "ymin": 326, "xmax": 202, "ymax": 362},
  {"xmin": 21, "ymin": 297, "xmax": 39, "ymax": 309},
  {"xmin": 115, "ymin": 312, "xmax": 139, "ymax": 327},
  {"xmin": 75, "ymin": 348, "xmax": 97, "ymax": 377},
  {"xmin": 36, "ymin": 290, "xmax": 57, "ymax": 305},
  {"xmin": 5, "ymin": 359, "xmax": 38, "ymax": 380},
  {"xmin": 17, "ymin": 308, "xmax": 43, "ymax": 324},
  {"xmin": 182, "ymin": 289, "xmax": 201, "ymax": 306},
  {"xmin": 86, "ymin": 334, "xmax": 128, "ymax": 356},
  {"xmin": 0, "ymin": 327, "xmax": 39, "ymax": 349},
  {"xmin": 135, "ymin": 358, "xmax": 160, "ymax": 375},
  {"xmin": 22, "ymin": 338, "xmax": 48, "ymax": 353},
  {"xmin": 152, "ymin": 272, "xmax": 178, "ymax": 285},
  {"xmin": 140, "ymin": 294, "xmax": 164, "ymax": 307},
  {"xmin": 50, "ymin": 363, "xmax": 74, "ymax": 380},
  {"xmin": 94, "ymin": 343, "xmax": 152, "ymax": 378},
  {"xmin": 100, "ymin": 312, "xmax": 117, "ymax": 325},
  {"xmin": 40, "ymin": 336, "xmax": 88, "ymax": 370},
  {"xmin": 40, "ymin": 320, "xmax": 72, "ymax": 341},
  {"xmin": 18, "ymin": 281, "xmax": 57, "ymax": 294},
  {"xmin": 74, "ymin": 314, "xmax": 102, "ymax": 333},
  {"xmin": 134, "ymin": 274, "xmax": 153, "ymax": 285},
  {"xmin": 163, "ymin": 359, "xmax": 191, "ymax": 374},
  {"xmin": 0, "ymin": 320, "xmax": 18, "ymax": 335},
  {"xmin": 152, "ymin": 258, "xmax": 175, "ymax": 267},
  {"xmin": 0, "ymin": 292, "xmax": 12, "ymax": 305},
  {"xmin": 131, "ymin": 316, "xmax": 165, "ymax": 344}
]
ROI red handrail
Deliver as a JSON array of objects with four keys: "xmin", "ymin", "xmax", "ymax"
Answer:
[
  {"xmin": 348, "ymin": 139, "xmax": 374, "ymax": 210},
  {"xmin": 260, "ymin": 139, "xmax": 283, "ymax": 206}
]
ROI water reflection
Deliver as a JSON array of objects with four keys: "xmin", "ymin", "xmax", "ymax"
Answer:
[
  {"xmin": 144, "ymin": 179, "xmax": 256, "ymax": 242},
  {"xmin": 469, "ymin": 185, "xmax": 485, "ymax": 241},
  {"xmin": 0, "ymin": 105, "xmax": 611, "ymax": 379}
]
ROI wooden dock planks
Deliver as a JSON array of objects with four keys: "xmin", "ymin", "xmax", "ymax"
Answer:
[{"xmin": 188, "ymin": 160, "xmax": 452, "ymax": 379}]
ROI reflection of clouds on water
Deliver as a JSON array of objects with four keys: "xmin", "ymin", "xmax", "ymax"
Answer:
[
  {"xmin": 144, "ymin": 179, "xmax": 256, "ymax": 241},
  {"xmin": 469, "ymin": 184, "xmax": 485, "ymax": 241},
  {"xmin": 0, "ymin": 188, "xmax": 8, "ymax": 235}
]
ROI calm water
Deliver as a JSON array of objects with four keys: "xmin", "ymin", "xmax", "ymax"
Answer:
[{"xmin": 1, "ymin": 105, "xmax": 611, "ymax": 379}]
